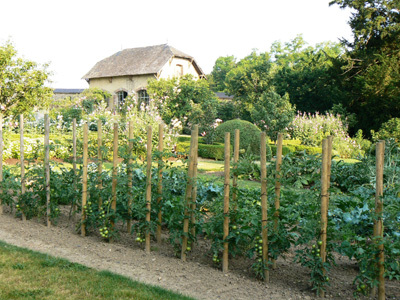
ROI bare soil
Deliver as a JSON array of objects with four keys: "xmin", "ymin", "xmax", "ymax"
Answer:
[{"xmin": 0, "ymin": 206, "xmax": 399, "ymax": 300}]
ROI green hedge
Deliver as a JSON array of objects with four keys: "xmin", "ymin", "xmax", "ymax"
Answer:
[{"xmin": 176, "ymin": 141, "xmax": 227, "ymax": 160}]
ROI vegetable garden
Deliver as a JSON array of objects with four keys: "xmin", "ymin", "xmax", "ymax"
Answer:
[{"xmin": 0, "ymin": 114, "xmax": 399, "ymax": 299}]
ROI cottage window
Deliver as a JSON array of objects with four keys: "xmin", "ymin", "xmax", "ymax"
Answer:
[
  {"xmin": 117, "ymin": 91, "xmax": 128, "ymax": 109},
  {"xmin": 138, "ymin": 89, "xmax": 149, "ymax": 105}
]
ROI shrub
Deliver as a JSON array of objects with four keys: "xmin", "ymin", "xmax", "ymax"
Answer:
[
  {"xmin": 371, "ymin": 118, "xmax": 400, "ymax": 142},
  {"xmin": 214, "ymin": 119, "xmax": 261, "ymax": 155},
  {"xmin": 198, "ymin": 143, "xmax": 226, "ymax": 160}
]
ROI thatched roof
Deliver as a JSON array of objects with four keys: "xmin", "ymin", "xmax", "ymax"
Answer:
[{"xmin": 83, "ymin": 44, "xmax": 204, "ymax": 80}]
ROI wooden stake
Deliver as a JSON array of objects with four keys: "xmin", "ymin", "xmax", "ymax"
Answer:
[
  {"xmin": 81, "ymin": 123, "xmax": 88, "ymax": 237},
  {"xmin": 181, "ymin": 127, "xmax": 197, "ymax": 261},
  {"xmin": 320, "ymin": 138, "xmax": 330, "ymax": 297},
  {"xmin": 44, "ymin": 114, "xmax": 51, "ymax": 227},
  {"xmin": 260, "ymin": 132, "xmax": 269, "ymax": 282},
  {"xmin": 222, "ymin": 132, "xmax": 230, "ymax": 273},
  {"xmin": 111, "ymin": 123, "xmax": 118, "ymax": 233},
  {"xmin": 374, "ymin": 141, "xmax": 385, "ymax": 300},
  {"xmin": 190, "ymin": 125, "xmax": 199, "ymax": 241},
  {"xmin": 156, "ymin": 123, "xmax": 164, "ymax": 243},
  {"xmin": 97, "ymin": 120, "xmax": 103, "ymax": 209},
  {"xmin": 145, "ymin": 125, "xmax": 152, "ymax": 254},
  {"xmin": 232, "ymin": 129, "xmax": 240, "ymax": 211},
  {"xmin": 273, "ymin": 132, "xmax": 283, "ymax": 269},
  {"xmin": 72, "ymin": 118, "xmax": 77, "ymax": 218},
  {"xmin": 0, "ymin": 114, "xmax": 3, "ymax": 215},
  {"xmin": 20, "ymin": 115, "xmax": 26, "ymax": 221},
  {"xmin": 127, "ymin": 121, "xmax": 133, "ymax": 234}
]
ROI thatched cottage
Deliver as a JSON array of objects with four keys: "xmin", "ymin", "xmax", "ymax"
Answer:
[{"xmin": 83, "ymin": 44, "xmax": 205, "ymax": 110}]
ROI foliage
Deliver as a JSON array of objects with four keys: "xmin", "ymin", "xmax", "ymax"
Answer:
[
  {"xmin": 271, "ymin": 35, "xmax": 347, "ymax": 114},
  {"xmin": 371, "ymin": 118, "xmax": 400, "ymax": 142},
  {"xmin": 0, "ymin": 42, "xmax": 53, "ymax": 117},
  {"xmin": 225, "ymin": 51, "xmax": 274, "ymax": 121},
  {"xmin": 251, "ymin": 90, "xmax": 295, "ymax": 140},
  {"xmin": 209, "ymin": 56, "xmax": 237, "ymax": 92},
  {"xmin": 330, "ymin": 0, "xmax": 400, "ymax": 135},
  {"xmin": 147, "ymin": 74, "xmax": 219, "ymax": 135},
  {"xmin": 287, "ymin": 112, "xmax": 366, "ymax": 158},
  {"xmin": 214, "ymin": 119, "xmax": 261, "ymax": 155}
]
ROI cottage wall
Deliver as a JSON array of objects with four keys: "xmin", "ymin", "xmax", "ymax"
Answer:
[{"xmin": 88, "ymin": 74, "xmax": 155, "ymax": 95}]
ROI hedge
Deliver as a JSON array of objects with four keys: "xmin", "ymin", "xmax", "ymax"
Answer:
[{"xmin": 175, "ymin": 141, "xmax": 227, "ymax": 160}]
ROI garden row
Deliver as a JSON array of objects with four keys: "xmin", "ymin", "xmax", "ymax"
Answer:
[{"xmin": 0, "ymin": 115, "xmax": 399, "ymax": 298}]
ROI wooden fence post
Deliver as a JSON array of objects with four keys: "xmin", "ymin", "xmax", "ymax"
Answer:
[
  {"xmin": 97, "ymin": 119, "xmax": 103, "ymax": 209},
  {"xmin": 44, "ymin": 114, "xmax": 51, "ymax": 227},
  {"xmin": 260, "ymin": 132, "xmax": 269, "ymax": 282},
  {"xmin": 190, "ymin": 125, "xmax": 199, "ymax": 241},
  {"xmin": 81, "ymin": 123, "xmax": 88, "ymax": 236},
  {"xmin": 127, "ymin": 121, "xmax": 133, "ymax": 234},
  {"xmin": 232, "ymin": 129, "xmax": 240, "ymax": 211},
  {"xmin": 222, "ymin": 132, "xmax": 230, "ymax": 273},
  {"xmin": 20, "ymin": 114, "xmax": 26, "ymax": 221},
  {"xmin": 319, "ymin": 138, "xmax": 330, "ymax": 297},
  {"xmin": 145, "ymin": 125, "xmax": 152, "ymax": 254},
  {"xmin": 0, "ymin": 114, "xmax": 3, "ymax": 215},
  {"xmin": 72, "ymin": 118, "xmax": 77, "ymax": 218},
  {"xmin": 374, "ymin": 141, "xmax": 385, "ymax": 300},
  {"xmin": 111, "ymin": 123, "xmax": 118, "ymax": 234},
  {"xmin": 156, "ymin": 123, "xmax": 164, "ymax": 243},
  {"xmin": 273, "ymin": 132, "xmax": 283, "ymax": 269}
]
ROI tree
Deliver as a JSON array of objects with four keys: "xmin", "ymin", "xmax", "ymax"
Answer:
[
  {"xmin": 209, "ymin": 55, "xmax": 236, "ymax": 92},
  {"xmin": 272, "ymin": 35, "xmax": 347, "ymax": 113},
  {"xmin": 251, "ymin": 90, "xmax": 295, "ymax": 140},
  {"xmin": 0, "ymin": 42, "xmax": 53, "ymax": 117},
  {"xmin": 225, "ymin": 51, "xmax": 274, "ymax": 120},
  {"xmin": 147, "ymin": 74, "xmax": 219, "ymax": 135},
  {"xmin": 330, "ymin": 0, "xmax": 400, "ymax": 134}
]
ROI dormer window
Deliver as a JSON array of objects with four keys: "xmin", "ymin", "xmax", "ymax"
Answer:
[{"xmin": 175, "ymin": 64, "xmax": 183, "ymax": 77}]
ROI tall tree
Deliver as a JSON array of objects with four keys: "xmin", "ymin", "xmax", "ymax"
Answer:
[
  {"xmin": 272, "ymin": 35, "xmax": 347, "ymax": 113},
  {"xmin": 209, "ymin": 55, "xmax": 236, "ymax": 92},
  {"xmin": 225, "ymin": 51, "xmax": 274, "ymax": 120},
  {"xmin": 330, "ymin": 0, "xmax": 400, "ymax": 134},
  {"xmin": 0, "ymin": 42, "xmax": 53, "ymax": 116}
]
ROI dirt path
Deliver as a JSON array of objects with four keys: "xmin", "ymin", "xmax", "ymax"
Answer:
[{"xmin": 0, "ymin": 208, "xmax": 399, "ymax": 300}]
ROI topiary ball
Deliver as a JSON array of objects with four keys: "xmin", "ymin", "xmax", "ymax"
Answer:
[{"xmin": 214, "ymin": 119, "xmax": 261, "ymax": 155}]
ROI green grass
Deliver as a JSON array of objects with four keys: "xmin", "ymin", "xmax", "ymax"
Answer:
[{"xmin": 0, "ymin": 240, "xmax": 195, "ymax": 300}]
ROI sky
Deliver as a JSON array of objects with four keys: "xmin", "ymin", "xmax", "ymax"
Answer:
[{"xmin": 0, "ymin": 0, "xmax": 353, "ymax": 89}]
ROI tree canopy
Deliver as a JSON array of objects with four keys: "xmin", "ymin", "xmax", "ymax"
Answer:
[
  {"xmin": 0, "ymin": 42, "xmax": 53, "ymax": 117},
  {"xmin": 330, "ymin": 0, "xmax": 400, "ymax": 134}
]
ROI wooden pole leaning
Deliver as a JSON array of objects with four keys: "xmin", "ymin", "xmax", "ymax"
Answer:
[
  {"xmin": 222, "ymin": 132, "xmax": 231, "ymax": 273},
  {"xmin": 374, "ymin": 141, "xmax": 385, "ymax": 300},
  {"xmin": 190, "ymin": 125, "xmax": 199, "ymax": 241},
  {"xmin": 273, "ymin": 132, "xmax": 283, "ymax": 269},
  {"xmin": 319, "ymin": 138, "xmax": 330, "ymax": 297},
  {"xmin": 181, "ymin": 127, "xmax": 197, "ymax": 261},
  {"xmin": 0, "ymin": 114, "xmax": 3, "ymax": 215},
  {"xmin": 260, "ymin": 132, "xmax": 269, "ymax": 282},
  {"xmin": 72, "ymin": 118, "xmax": 77, "ymax": 219},
  {"xmin": 81, "ymin": 123, "xmax": 88, "ymax": 237},
  {"xmin": 232, "ymin": 129, "xmax": 240, "ymax": 211},
  {"xmin": 20, "ymin": 114, "xmax": 26, "ymax": 221},
  {"xmin": 156, "ymin": 123, "xmax": 164, "ymax": 243},
  {"xmin": 145, "ymin": 125, "xmax": 153, "ymax": 254},
  {"xmin": 111, "ymin": 123, "xmax": 118, "ymax": 235},
  {"xmin": 97, "ymin": 120, "xmax": 103, "ymax": 209},
  {"xmin": 127, "ymin": 121, "xmax": 133, "ymax": 234},
  {"xmin": 44, "ymin": 114, "xmax": 51, "ymax": 227}
]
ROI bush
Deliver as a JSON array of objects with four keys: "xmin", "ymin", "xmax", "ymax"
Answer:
[
  {"xmin": 372, "ymin": 118, "xmax": 400, "ymax": 142},
  {"xmin": 214, "ymin": 119, "xmax": 261, "ymax": 155},
  {"xmin": 175, "ymin": 141, "xmax": 226, "ymax": 160}
]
